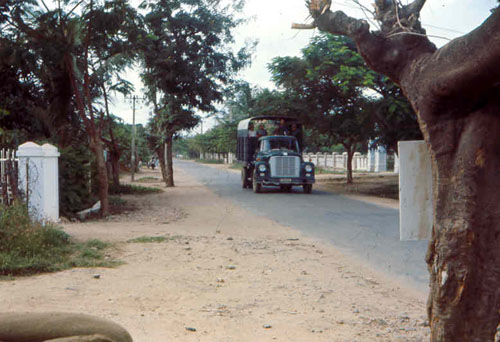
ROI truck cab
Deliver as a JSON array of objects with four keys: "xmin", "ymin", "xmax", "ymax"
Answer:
[{"xmin": 237, "ymin": 116, "xmax": 315, "ymax": 193}]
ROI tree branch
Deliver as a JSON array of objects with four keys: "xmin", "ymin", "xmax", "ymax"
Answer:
[
  {"xmin": 291, "ymin": 23, "xmax": 316, "ymax": 30},
  {"xmin": 313, "ymin": 10, "xmax": 371, "ymax": 40},
  {"xmin": 426, "ymin": 7, "xmax": 500, "ymax": 100},
  {"xmin": 402, "ymin": 0, "xmax": 427, "ymax": 17}
]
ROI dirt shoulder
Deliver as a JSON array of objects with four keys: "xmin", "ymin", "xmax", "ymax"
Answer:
[{"xmin": 0, "ymin": 167, "xmax": 428, "ymax": 341}]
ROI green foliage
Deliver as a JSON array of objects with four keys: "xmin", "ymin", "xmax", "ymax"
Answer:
[
  {"xmin": 59, "ymin": 145, "xmax": 94, "ymax": 217},
  {"xmin": 269, "ymin": 33, "xmax": 421, "ymax": 155},
  {"xmin": 0, "ymin": 202, "xmax": 118, "ymax": 276},
  {"xmin": 140, "ymin": 0, "xmax": 253, "ymax": 186}
]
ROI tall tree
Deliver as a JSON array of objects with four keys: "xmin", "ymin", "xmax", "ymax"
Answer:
[
  {"xmin": 270, "ymin": 34, "xmax": 374, "ymax": 183},
  {"xmin": 300, "ymin": 1, "xmax": 500, "ymax": 339},
  {"xmin": 139, "ymin": 0, "xmax": 252, "ymax": 187}
]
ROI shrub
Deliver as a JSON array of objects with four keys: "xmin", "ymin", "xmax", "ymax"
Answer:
[
  {"xmin": 58, "ymin": 145, "xmax": 95, "ymax": 217},
  {"xmin": 0, "ymin": 202, "xmax": 119, "ymax": 276}
]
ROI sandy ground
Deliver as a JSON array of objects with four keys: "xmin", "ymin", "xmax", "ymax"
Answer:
[{"xmin": 0, "ymin": 166, "xmax": 430, "ymax": 341}]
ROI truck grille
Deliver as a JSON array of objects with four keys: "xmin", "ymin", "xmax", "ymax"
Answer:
[{"xmin": 270, "ymin": 156, "xmax": 300, "ymax": 177}]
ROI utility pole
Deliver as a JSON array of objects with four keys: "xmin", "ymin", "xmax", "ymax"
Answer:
[{"xmin": 126, "ymin": 95, "xmax": 147, "ymax": 182}]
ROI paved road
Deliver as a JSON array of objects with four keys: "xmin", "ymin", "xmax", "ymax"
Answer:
[{"xmin": 176, "ymin": 159, "xmax": 429, "ymax": 292}]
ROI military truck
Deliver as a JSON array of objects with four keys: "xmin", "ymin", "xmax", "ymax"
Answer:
[{"xmin": 236, "ymin": 116, "xmax": 315, "ymax": 193}]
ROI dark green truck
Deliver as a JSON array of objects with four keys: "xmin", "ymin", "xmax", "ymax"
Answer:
[{"xmin": 236, "ymin": 116, "xmax": 315, "ymax": 193}]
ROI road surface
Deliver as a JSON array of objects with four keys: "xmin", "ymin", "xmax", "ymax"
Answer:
[{"xmin": 176, "ymin": 159, "xmax": 429, "ymax": 292}]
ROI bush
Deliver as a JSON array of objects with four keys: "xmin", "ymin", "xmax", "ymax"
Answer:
[
  {"xmin": 59, "ymin": 145, "xmax": 95, "ymax": 217},
  {"xmin": 0, "ymin": 202, "xmax": 119, "ymax": 276}
]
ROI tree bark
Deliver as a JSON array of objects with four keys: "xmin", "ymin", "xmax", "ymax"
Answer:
[
  {"xmin": 306, "ymin": 1, "xmax": 500, "ymax": 340},
  {"xmin": 165, "ymin": 134, "xmax": 174, "ymax": 187},
  {"xmin": 156, "ymin": 142, "xmax": 168, "ymax": 185},
  {"xmin": 89, "ymin": 136, "xmax": 109, "ymax": 216},
  {"xmin": 344, "ymin": 144, "xmax": 354, "ymax": 184},
  {"xmin": 110, "ymin": 151, "xmax": 120, "ymax": 188}
]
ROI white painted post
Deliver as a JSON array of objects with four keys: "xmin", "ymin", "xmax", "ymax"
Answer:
[
  {"xmin": 374, "ymin": 146, "xmax": 387, "ymax": 172},
  {"xmin": 342, "ymin": 152, "xmax": 348, "ymax": 170},
  {"xmin": 353, "ymin": 152, "xmax": 361, "ymax": 171},
  {"xmin": 394, "ymin": 153, "xmax": 400, "ymax": 174},
  {"xmin": 332, "ymin": 152, "xmax": 338, "ymax": 169},
  {"xmin": 313, "ymin": 153, "xmax": 319, "ymax": 167},
  {"xmin": 17, "ymin": 142, "xmax": 60, "ymax": 223},
  {"xmin": 367, "ymin": 146, "xmax": 376, "ymax": 172},
  {"xmin": 399, "ymin": 141, "xmax": 433, "ymax": 240}
]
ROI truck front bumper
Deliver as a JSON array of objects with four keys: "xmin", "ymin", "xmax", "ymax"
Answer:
[{"xmin": 256, "ymin": 176, "xmax": 315, "ymax": 186}]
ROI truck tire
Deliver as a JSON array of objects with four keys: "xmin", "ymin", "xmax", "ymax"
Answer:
[
  {"xmin": 252, "ymin": 171, "xmax": 262, "ymax": 193},
  {"xmin": 303, "ymin": 184, "xmax": 312, "ymax": 194},
  {"xmin": 241, "ymin": 168, "xmax": 249, "ymax": 189}
]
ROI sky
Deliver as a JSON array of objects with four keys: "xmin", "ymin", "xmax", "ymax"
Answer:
[{"xmin": 109, "ymin": 0, "xmax": 498, "ymax": 130}]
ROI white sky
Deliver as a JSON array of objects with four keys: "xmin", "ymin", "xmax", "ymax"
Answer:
[{"xmin": 108, "ymin": 0, "xmax": 498, "ymax": 129}]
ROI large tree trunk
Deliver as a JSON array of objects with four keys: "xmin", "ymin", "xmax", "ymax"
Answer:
[
  {"xmin": 165, "ymin": 134, "xmax": 174, "ymax": 187},
  {"xmin": 344, "ymin": 145, "xmax": 354, "ymax": 184},
  {"xmin": 305, "ymin": 1, "xmax": 500, "ymax": 340},
  {"xmin": 89, "ymin": 136, "xmax": 109, "ymax": 216},
  {"xmin": 424, "ymin": 103, "xmax": 500, "ymax": 341},
  {"xmin": 110, "ymin": 151, "xmax": 120, "ymax": 188},
  {"xmin": 156, "ymin": 143, "xmax": 168, "ymax": 185}
]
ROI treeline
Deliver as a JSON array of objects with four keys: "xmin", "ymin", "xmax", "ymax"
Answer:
[
  {"xmin": 0, "ymin": 0, "xmax": 250, "ymax": 216},
  {"xmin": 177, "ymin": 34, "xmax": 422, "ymax": 182}
]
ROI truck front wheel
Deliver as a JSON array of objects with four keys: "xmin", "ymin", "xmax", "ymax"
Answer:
[
  {"xmin": 303, "ymin": 184, "xmax": 312, "ymax": 194},
  {"xmin": 252, "ymin": 172, "xmax": 262, "ymax": 193}
]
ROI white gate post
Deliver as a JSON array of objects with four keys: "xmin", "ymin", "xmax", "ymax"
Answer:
[
  {"xmin": 17, "ymin": 142, "xmax": 60, "ymax": 223},
  {"xmin": 375, "ymin": 146, "xmax": 387, "ymax": 172},
  {"xmin": 394, "ymin": 153, "xmax": 400, "ymax": 174}
]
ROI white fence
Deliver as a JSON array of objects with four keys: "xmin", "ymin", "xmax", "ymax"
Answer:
[
  {"xmin": 303, "ymin": 152, "xmax": 369, "ymax": 171},
  {"xmin": 200, "ymin": 150, "xmax": 398, "ymax": 173},
  {"xmin": 0, "ymin": 149, "xmax": 18, "ymax": 205}
]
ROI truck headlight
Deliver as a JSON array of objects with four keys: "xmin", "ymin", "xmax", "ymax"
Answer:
[
  {"xmin": 305, "ymin": 164, "xmax": 313, "ymax": 172},
  {"xmin": 258, "ymin": 164, "xmax": 267, "ymax": 172}
]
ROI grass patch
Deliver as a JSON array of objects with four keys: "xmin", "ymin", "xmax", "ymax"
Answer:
[
  {"xmin": 127, "ymin": 236, "xmax": 168, "ymax": 243},
  {"xmin": 136, "ymin": 177, "xmax": 160, "ymax": 183},
  {"xmin": 0, "ymin": 202, "xmax": 121, "ymax": 276},
  {"xmin": 127, "ymin": 235, "xmax": 183, "ymax": 243},
  {"xmin": 109, "ymin": 183, "xmax": 162, "ymax": 195}
]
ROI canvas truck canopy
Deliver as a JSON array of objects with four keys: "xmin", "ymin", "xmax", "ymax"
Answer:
[{"xmin": 236, "ymin": 116, "xmax": 303, "ymax": 162}]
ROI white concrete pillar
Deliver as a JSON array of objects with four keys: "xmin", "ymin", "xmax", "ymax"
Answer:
[
  {"xmin": 342, "ymin": 152, "xmax": 348, "ymax": 170},
  {"xmin": 353, "ymin": 152, "xmax": 361, "ymax": 171},
  {"xmin": 399, "ymin": 141, "xmax": 433, "ymax": 240},
  {"xmin": 394, "ymin": 153, "xmax": 400, "ymax": 174},
  {"xmin": 17, "ymin": 142, "xmax": 60, "ymax": 223},
  {"xmin": 313, "ymin": 153, "xmax": 320, "ymax": 167},
  {"xmin": 332, "ymin": 152, "xmax": 338, "ymax": 169},
  {"xmin": 375, "ymin": 146, "xmax": 387, "ymax": 172},
  {"xmin": 367, "ymin": 147, "xmax": 376, "ymax": 172}
]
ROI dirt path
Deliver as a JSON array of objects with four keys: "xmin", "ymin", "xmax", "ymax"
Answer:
[{"xmin": 0, "ymin": 168, "xmax": 429, "ymax": 341}]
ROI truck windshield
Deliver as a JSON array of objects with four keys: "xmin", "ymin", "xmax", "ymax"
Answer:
[{"xmin": 260, "ymin": 138, "xmax": 299, "ymax": 153}]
